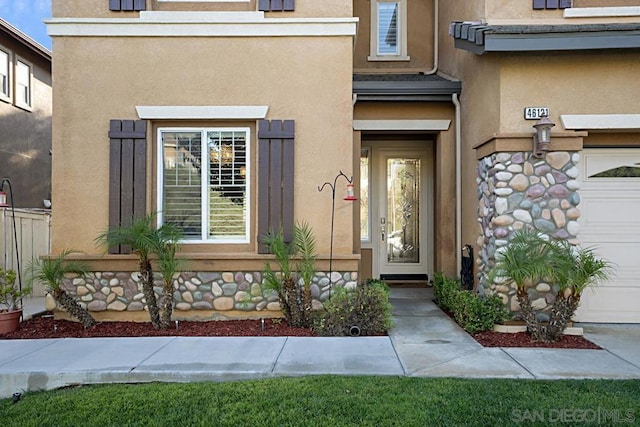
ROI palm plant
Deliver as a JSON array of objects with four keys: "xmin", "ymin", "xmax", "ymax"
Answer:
[
  {"xmin": 263, "ymin": 222, "xmax": 317, "ymax": 328},
  {"xmin": 492, "ymin": 229, "xmax": 612, "ymax": 342},
  {"xmin": 96, "ymin": 214, "xmax": 183, "ymax": 330},
  {"xmin": 155, "ymin": 224, "xmax": 183, "ymax": 329},
  {"xmin": 27, "ymin": 250, "xmax": 96, "ymax": 328}
]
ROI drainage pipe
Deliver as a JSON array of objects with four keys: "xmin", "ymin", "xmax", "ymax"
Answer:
[{"xmin": 452, "ymin": 93, "xmax": 462, "ymax": 277}]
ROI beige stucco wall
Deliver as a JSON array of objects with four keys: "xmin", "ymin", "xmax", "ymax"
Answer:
[
  {"xmin": 55, "ymin": 0, "xmax": 351, "ymax": 18},
  {"xmin": 0, "ymin": 38, "xmax": 51, "ymax": 208},
  {"xmin": 499, "ymin": 53, "xmax": 640, "ymax": 135},
  {"xmin": 51, "ymin": 34, "xmax": 355, "ymax": 260},
  {"xmin": 353, "ymin": 0, "xmax": 435, "ymax": 72}
]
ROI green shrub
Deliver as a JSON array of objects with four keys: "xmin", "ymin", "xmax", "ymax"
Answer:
[
  {"xmin": 314, "ymin": 279, "xmax": 393, "ymax": 336},
  {"xmin": 433, "ymin": 273, "xmax": 509, "ymax": 334},
  {"xmin": 453, "ymin": 292, "xmax": 510, "ymax": 334},
  {"xmin": 432, "ymin": 272, "xmax": 460, "ymax": 313}
]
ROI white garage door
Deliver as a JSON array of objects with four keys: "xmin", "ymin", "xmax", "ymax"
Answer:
[{"xmin": 574, "ymin": 149, "xmax": 640, "ymax": 323}]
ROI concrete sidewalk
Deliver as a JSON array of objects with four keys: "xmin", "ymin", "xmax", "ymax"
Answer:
[{"xmin": 1, "ymin": 288, "xmax": 639, "ymax": 399}]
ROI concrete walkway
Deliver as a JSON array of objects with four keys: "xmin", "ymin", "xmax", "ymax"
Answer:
[{"xmin": 1, "ymin": 289, "xmax": 639, "ymax": 399}]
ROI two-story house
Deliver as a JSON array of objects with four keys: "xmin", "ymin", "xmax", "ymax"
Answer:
[
  {"xmin": 46, "ymin": 0, "xmax": 640, "ymax": 323},
  {"xmin": 0, "ymin": 18, "xmax": 52, "ymax": 208}
]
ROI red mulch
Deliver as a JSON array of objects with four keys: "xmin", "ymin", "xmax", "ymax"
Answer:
[
  {"xmin": 473, "ymin": 330, "xmax": 602, "ymax": 350},
  {"xmin": 0, "ymin": 315, "xmax": 315, "ymax": 339}
]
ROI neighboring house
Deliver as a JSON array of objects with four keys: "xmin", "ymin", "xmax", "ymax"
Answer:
[
  {"xmin": 46, "ymin": 0, "xmax": 640, "ymax": 323},
  {"xmin": 0, "ymin": 18, "xmax": 52, "ymax": 208}
]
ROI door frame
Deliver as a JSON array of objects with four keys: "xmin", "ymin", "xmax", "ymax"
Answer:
[{"xmin": 361, "ymin": 140, "xmax": 434, "ymax": 280}]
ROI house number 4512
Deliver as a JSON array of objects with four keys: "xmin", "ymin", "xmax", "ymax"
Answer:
[{"xmin": 524, "ymin": 107, "xmax": 550, "ymax": 120}]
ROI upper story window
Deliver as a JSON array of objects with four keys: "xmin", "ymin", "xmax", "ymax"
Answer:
[
  {"xmin": 0, "ymin": 48, "xmax": 10, "ymax": 102},
  {"xmin": 369, "ymin": 0, "xmax": 409, "ymax": 61},
  {"xmin": 158, "ymin": 127, "xmax": 250, "ymax": 243},
  {"xmin": 15, "ymin": 58, "xmax": 31, "ymax": 109}
]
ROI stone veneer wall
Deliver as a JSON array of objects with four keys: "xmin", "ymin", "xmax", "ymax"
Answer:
[
  {"xmin": 477, "ymin": 151, "xmax": 581, "ymax": 321},
  {"xmin": 47, "ymin": 271, "xmax": 358, "ymax": 319}
]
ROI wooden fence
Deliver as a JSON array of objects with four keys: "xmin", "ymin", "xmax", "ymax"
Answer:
[{"xmin": 0, "ymin": 208, "xmax": 51, "ymax": 296}]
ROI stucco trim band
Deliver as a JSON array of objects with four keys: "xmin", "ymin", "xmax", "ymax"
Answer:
[
  {"xmin": 564, "ymin": 7, "xmax": 640, "ymax": 19},
  {"xmin": 45, "ymin": 14, "xmax": 358, "ymax": 37},
  {"xmin": 474, "ymin": 133, "xmax": 585, "ymax": 160},
  {"xmin": 561, "ymin": 114, "xmax": 640, "ymax": 132},
  {"xmin": 136, "ymin": 106, "xmax": 269, "ymax": 120},
  {"xmin": 353, "ymin": 120, "xmax": 451, "ymax": 131}
]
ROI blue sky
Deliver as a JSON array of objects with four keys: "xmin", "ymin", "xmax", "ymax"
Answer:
[{"xmin": 0, "ymin": 0, "xmax": 52, "ymax": 50}]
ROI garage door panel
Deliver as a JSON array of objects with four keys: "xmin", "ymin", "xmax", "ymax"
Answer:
[
  {"xmin": 577, "ymin": 241, "xmax": 640, "ymax": 271},
  {"xmin": 575, "ymin": 288, "xmax": 640, "ymax": 323},
  {"xmin": 578, "ymin": 148, "xmax": 640, "ymax": 323},
  {"xmin": 579, "ymin": 197, "xmax": 640, "ymax": 227}
]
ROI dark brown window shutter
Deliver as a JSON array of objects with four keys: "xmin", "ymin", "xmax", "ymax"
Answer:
[
  {"xmin": 108, "ymin": 120, "xmax": 147, "ymax": 254},
  {"xmin": 257, "ymin": 120, "xmax": 295, "ymax": 253},
  {"xmin": 533, "ymin": 0, "xmax": 571, "ymax": 9},
  {"xmin": 109, "ymin": 0, "xmax": 146, "ymax": 12},
  {"xmin": 259, "ymin": 0, "xmax": 295, "ymax": 12}
]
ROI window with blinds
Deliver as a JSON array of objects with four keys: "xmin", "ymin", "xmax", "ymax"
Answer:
[
  {"xmin": 160, "ymin": 128, "xmax": 249, "ymax": 243},
  {"xmin": 378, "ymin": 2, "xmax": 399, "ymax": 56}
]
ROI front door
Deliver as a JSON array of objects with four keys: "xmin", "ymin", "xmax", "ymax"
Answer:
[{"xmin": 364, "ymin": 143, "xmax": 433, "ymax": 280}]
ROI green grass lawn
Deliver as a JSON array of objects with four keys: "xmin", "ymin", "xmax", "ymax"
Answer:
[{"xmin": 1, "ymin": 377, "xmax": 638, "ymax": 426}]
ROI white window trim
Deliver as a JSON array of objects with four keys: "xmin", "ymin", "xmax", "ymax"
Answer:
[
  {"xmin": 0, "ymin": 44, "xmax": 11, "ymax": 104},
  {"xmin": 368, "ymin": 0, "xmax": 410, "ymax": 62},
  {"xmin": 137, "ymin": 105, "xmax": 268, "ymax": 120},
  {"xmin": 158, "ymin": 0, "xmax": 250, "ymax": 2},
  {"xmin": 157, "ymin": 126, "xmax": 251, "ymax": 244},
  {"xmin": 14, "ymin": 56, "xmax": 32, "ymax": 111}
]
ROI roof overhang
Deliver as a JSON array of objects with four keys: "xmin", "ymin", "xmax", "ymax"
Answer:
[
  {"xmin": 353, "ymin": 74, "xmax": 461, "ymax": 102},
  {"xmin": 0, "ymin": 18, "xmax": 51, "ymax": 62},
  {"xmin": 451, "ymin": 22, "xmax": 640, "ymax": 55}
]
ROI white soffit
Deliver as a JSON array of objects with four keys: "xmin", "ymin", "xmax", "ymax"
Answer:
[
  {"xmin": 45, "ymin": 12, "xmax": 358, "ymax": 37},
  {"xmin": 561, "ymin": 114, "xmax": 640, "ymax": 131},
  {"xmin": 353, "ymin": 120, "xmax": 451, "ymax": 131},
  {"xmin": 136, "ymin": 106, "xmax": 269, "ymax": 120},
  {"xmin": 564, "ymin": 6, "xmax": 640, "ymax": 18}
]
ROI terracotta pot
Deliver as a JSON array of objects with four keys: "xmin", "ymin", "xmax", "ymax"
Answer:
[{"xmin": 0, "ymin": 309, "xmax": 22, "ymax": 334}]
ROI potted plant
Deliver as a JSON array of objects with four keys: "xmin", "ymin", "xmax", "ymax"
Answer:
[{"xmin": 0, "ymin": 268, "xmax": 31, "ymax": 334}]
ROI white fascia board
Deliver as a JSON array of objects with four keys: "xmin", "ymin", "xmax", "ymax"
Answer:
[
  {"xmin": 136, "ymin": 106, "xmax": 269, "ymax": 120},
  {"xmin": 561, "ymin": 114, "xmax": 640, "ymax": 131},
  {"xmin": 564, "ymin": 6, "xmax": 640, "ymax": 18},
  {"xmin": 353, "ymin": 120, "xmax": 451, "ymax": 131},
  {"xmin": 45, "ymin": 14, "xmax": 359, "ymax": 37}
]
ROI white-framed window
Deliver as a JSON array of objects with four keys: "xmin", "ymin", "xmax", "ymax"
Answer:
[
  {"xmin": 368, "ymin": 0, "xmax": 409, "ymax": 61},
  {"xmin": 15, "ymin": 58, "xmax": 31, "ymax": 109},
  {"xmin": 158, "ymin": 127, "xmax": 250, "ymax": 243},
  {"xmin": 360, "ymin": 148, "xmax": 371, "ymax": 242},
  {"xmin": 0, "ymin": 47, "xmax": 10, "ymax": 102}
]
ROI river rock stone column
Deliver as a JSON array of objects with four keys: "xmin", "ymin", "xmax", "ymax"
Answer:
[{"xmin": 477, "ymin": 151, "xmax": 581, "ymax": 321}]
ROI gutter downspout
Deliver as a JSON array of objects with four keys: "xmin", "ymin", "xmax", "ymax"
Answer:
[
  {"xmin": 452, "ymin": 93, "xmax": 462, "ymax": 276},
  {"xmin": 353, "ymin": 0, "xmax": 439, "ymax": 75}
]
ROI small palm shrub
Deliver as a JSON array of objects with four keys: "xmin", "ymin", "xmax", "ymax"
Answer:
[
  {"xmin": 433, "ymin": 273, "xmax": 509, "ymax": 333},
  {"xmin": 492, "ymin": 228, "xmax": 612, "ymax": 342},
  {"xmin": 314, "ymin": 279, "xmax": 393, "ymax": 336},
  {"xmin": 96, "ymin": 214, "xmax": 183, "ymax": 330},
  {"xmin": 27, "ymin": 250, "xmax": 96, "ymax": 328},
  {"xmin": 262, "ymin": 221, "xmax": 317, "ymax": 328}
]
